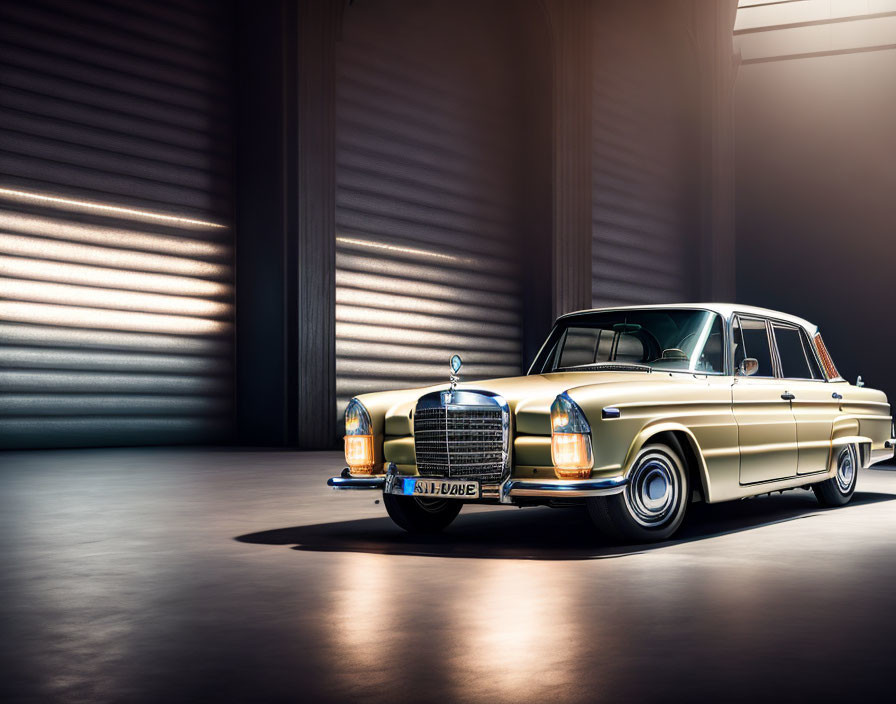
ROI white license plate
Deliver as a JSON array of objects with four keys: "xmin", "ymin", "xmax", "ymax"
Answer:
[{"xmin": 397, "ymin": 477, "xmax": 479, "ymax": 500}]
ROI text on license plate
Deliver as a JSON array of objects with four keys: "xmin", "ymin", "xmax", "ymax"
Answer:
[{"xmin": 400, "ymin": 478, "xmax": 479, "ymax": 499}]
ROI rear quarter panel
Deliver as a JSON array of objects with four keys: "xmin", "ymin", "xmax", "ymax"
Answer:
[{"xmin": 835, "ymin": 383, "xmax": 892, "ymax": 466}]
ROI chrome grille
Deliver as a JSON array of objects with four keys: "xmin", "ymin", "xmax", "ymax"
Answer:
[{"xmin": 413, "ymin": 393, "xmax": 508, "ymax": 482}]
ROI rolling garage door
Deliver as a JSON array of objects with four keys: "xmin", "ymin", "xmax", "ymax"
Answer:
[
  {"xmin": 0, "ymin": 0, "xmax": 234, "ymax": 448},
  {"xmin": 334, "ymin": 1, "xmax": 525, "ymax": 415},
  {"xmin": 591, "ymin": 2, "xmax": 700, "ymax": 307}
]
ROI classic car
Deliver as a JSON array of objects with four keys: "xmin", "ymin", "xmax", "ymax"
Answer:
[{"xmin": 328, "ymin": 304, "xmax": 895, "ymax": 543}]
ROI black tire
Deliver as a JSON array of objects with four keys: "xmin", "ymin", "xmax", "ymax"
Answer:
[
  {"xmin": 587, "ymin": 442, "xmax": 690, "ymax": 543},
  {"xmin": 813, "ymin": 444, "xmax": 858, "ymax": 507},
  {"xmin": 382, "ymin": 493, "xmax": 462, "ymax": 533}
]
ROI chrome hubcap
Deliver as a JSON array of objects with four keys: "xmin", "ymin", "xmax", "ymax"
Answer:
[
  {"xmin": 626, "ymin": 453, "xmax": 680, "ymax": 527},
  {"xmin": 836, "ymin": 447, "xmax": 856, "ymax": 493}
]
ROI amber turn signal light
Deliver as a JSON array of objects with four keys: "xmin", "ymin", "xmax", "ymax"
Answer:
[
  {"xmin": 344, "ymin": 435, "xmax": 375, "ymax": 474},
  {"xmin": 551, "ymin": 433, "xmax": 593, "ymax": 479}
]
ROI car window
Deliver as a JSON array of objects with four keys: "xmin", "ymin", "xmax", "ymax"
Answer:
[
  {"xmin": 555, "ymin": 327, "xmax": 646, "ymax": 368},
  {"xmin": 734, "ymin": 317, "xmax": 774, "ymax": 377},
  {"xmin": 615, "ymin": 333, "xmax": 645, "ymax": 363},
  {"xmin": 732, "ymin": 318, "xmax": 745, "ymax": 370},
  {"xmin": 556, "ymin": 328, "xmax": 602, "ymax": 368},
  {"xmin": 803, "ymin": 334, "xmax": 824, "ymax": 379},
  {"xmin": 533, "ymin": 309, "xmax": 724, "ymax": 374},
  {"xmin": 774, "ymin": 324, "xmax": 820, "ymax": 379}
]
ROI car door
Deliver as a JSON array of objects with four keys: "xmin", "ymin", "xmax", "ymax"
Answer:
[
  {"xmin": 770, "ymin": 322, "xmax": 835, "ymax": 475},
  {"xmin": 732, "ymin": 316, "xmax": 799, "ymax": 484}
]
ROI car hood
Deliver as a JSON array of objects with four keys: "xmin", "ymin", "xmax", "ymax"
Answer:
[{"xmin": 357, "ymin": 370, "xmax": 690, "ymax": 436}]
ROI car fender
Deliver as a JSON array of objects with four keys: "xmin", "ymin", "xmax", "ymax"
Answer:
[
  {"xmin": 831, "ymin": 417, "xmax": 874, "ymax": 469},
  {"xmin": 623, "ymin": 420, "xmax": 711, "ymax": 502}
]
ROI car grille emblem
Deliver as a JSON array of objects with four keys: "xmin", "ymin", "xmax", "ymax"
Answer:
[{"xmin": 446, "ymin": 354, "xmax": 462, "ymax": 402}]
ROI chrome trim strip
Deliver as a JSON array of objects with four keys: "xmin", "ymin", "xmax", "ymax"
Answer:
[
  {"xmin": 507, "ymin": 476, "xmax": 627, "ymax": 498},
  {"xmin": 327, "ymin": 476, "xmax": 386, "ymax": 490}
]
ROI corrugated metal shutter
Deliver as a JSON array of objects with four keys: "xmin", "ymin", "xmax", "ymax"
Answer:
[
  {"xmin": 334, "ymin": 1, "xmax": 525, "ymax": 416},
  {"xmin": 0, "ymin": 0, "xmax": 234, "ymax": 448},
  {"xmin": 591, "ymin": 2, "xmax": 699, "ymax": 307}
]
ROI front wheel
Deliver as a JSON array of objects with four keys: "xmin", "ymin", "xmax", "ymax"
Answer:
[
  {"xmin": 587, "ymin": 442, "xmax": 689, "ymax": 543},
  {"xmin": 382, "ymin": 493, "xmax": 462, "ymax": 533},
  {"xmin": 813, "ymin": 444, "xmax": 858, "ymax": 507}
]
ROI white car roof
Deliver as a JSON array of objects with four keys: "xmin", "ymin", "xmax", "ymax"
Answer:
[{"xmin": 559, "ymin": 303, "xmax": 818, "ymax": 334}]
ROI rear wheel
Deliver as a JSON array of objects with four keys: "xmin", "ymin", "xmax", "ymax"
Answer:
[
  {"xmin": 813, "ymin": 444, "xmax": 858, "ymax": 507},
  {"xmin": 587, "ymin": 442, "xmax": 689, "ymax": 543},
  {"xmin": 383, "ymin": 493, "xmax": 462, "ymax": 533}
]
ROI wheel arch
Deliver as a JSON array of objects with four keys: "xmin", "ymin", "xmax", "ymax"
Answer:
[
  {"xmin": 623, "ymin": 423, "xmax": 710, "ymax": 503},
  {"xmin": 831, "ymin": 417, "xmax": 873, "ymax": 469}
]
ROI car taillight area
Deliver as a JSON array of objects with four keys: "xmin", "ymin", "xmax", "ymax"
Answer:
[{"xmin": 814, "ymin": 333, "xmax": 841, "ymax": 380}]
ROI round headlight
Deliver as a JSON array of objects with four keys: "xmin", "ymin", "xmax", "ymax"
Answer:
[
  {"xmin": 344, "ymin": 398, "xmax": 372, "ymax": 436},
  {"xmin": 344, "ymin": 399, "xmax": 375, "ymax": 474},
  {"xmin": 550, "ymin": 393, "xmax": 593, "ymax": 479}
]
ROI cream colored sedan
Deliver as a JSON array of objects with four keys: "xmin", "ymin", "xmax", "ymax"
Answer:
[{"xmin": 328, "ymin": 304, "xmax": 895, "ymax": 543}]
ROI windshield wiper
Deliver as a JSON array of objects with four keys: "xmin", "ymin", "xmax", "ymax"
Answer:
[{"xmin": 558, "ymin": 362, "xmax": 653, "ymax": 373}]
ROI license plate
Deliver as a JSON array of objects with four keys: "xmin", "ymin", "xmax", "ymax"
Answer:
[{"xmin": 396, "ymin": 477, "xmax": 479, "ymax": 500}]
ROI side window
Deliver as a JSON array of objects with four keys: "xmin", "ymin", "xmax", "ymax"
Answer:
[
  {"xmin": 802, "ymin": 332, "xmax": 823, "ymax": 379},
  {"xmin": 735, "ymin": 317, "xmax": 774, "ymax": 376},
  {"xmin": 773, "ymin": 324, "xmax": 822, "ymax": 379},
  {"xmin": 694, "ymin": 315, "xmax": 724, "ymax": 374},
  {"xmin": 732, "ymin": 317, "xmax": 745, "ymax": 371}
]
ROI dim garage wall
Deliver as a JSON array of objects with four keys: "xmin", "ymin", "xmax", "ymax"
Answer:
[
  {"xmin": 0, "ymin": 0, "xmax": 235, "ymax": 449},
  {"xmin": 0, "ymin": 0, "xmax": 736, "ymax": 449}
]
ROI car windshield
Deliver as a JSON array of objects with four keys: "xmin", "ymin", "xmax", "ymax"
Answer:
[{"xmin": 532, "ymin": 309, "xmax": 725, "ymax": 375}]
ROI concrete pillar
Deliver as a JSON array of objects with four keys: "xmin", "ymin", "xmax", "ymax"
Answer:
[
  {"xmin": 693, "ymin": 0, "xmax": 739, "ymax": 302},
  {"xmin": 543, "ymin": 0, "xmax": 594, "ymax": 319},
  {"xmin": 235, "ymin": 0, "xmax": 340, "ymax": 448}
]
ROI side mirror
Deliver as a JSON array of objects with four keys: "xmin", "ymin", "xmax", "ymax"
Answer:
[
  {"xmin": 857, "ymin": 375, "xmax": 864, "ymax": 387},
  {"xmin": 738, "ymin": 358, "xmax": 759, "ymax": 377}
]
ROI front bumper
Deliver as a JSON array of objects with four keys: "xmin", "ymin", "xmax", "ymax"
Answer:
[
  {"xmin": 327, "ymin": 474, "xmax": 385, "ymax": 490},
  {"xmin": 505, "ymin": 476, "xmax": 627, "ymax": 498},
  {"xmin": 327, "ymin": 466, "xmax": 627, "ymax": 502}
]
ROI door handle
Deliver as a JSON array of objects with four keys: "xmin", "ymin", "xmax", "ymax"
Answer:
[
  {"xmin": 832, "ymin": 392, "xmax": 843, "ymax": 400},
  {"xmin": 781, "ymin": 393, "xmax": 795, "ymax": 400}
]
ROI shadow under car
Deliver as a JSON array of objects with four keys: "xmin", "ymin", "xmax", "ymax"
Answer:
[{"xmin": 235, "ymin": 490, "xmax": 895, "ymax": 560}]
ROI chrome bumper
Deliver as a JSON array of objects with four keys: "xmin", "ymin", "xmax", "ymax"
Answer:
[
  {"xmin": 327, "ymin": 473, "xmax": 385, "ymax": 490},
  {"xmin": 327, "ymin": 467, "xmax": 628, "ymax": 501},
  {"xmin": 505, "ymin": 476, "xmax": 627, "ymax": 499},
  {"xmin": 870, "ymin": 438, "xmax": 896, "ymax": 465}
]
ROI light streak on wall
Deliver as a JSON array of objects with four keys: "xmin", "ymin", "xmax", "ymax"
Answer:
[
  {"xmin": 0, "ymin": 231, "xmax": 230, "ymax": 278},
  {"xmin": 336, "ymin": 235, "xmax": 467, "ymax": 263},
  {"xmin": 0, "ymin": 256, "xmax": 230, "ymax": 298},
  {"xmin": 0, "ymin": 187, "xmax": 227, "ymax": 230},
  {"xmin": 0, "ymin": 279, "xmax": 232, "ymax": 319},
  {"xmin": 0, "ymin": 210, "xmax": 228, "ymax": 256}
]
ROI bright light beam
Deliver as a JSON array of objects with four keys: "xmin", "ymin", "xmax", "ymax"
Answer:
[{"xmin": 0, "ymin": 187, "xmax": 226, "ymax": 230}]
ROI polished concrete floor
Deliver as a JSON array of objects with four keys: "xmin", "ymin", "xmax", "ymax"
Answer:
[{"xmin": 2, "ymin": 448, "xmax": 895, "ymax": 703}]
